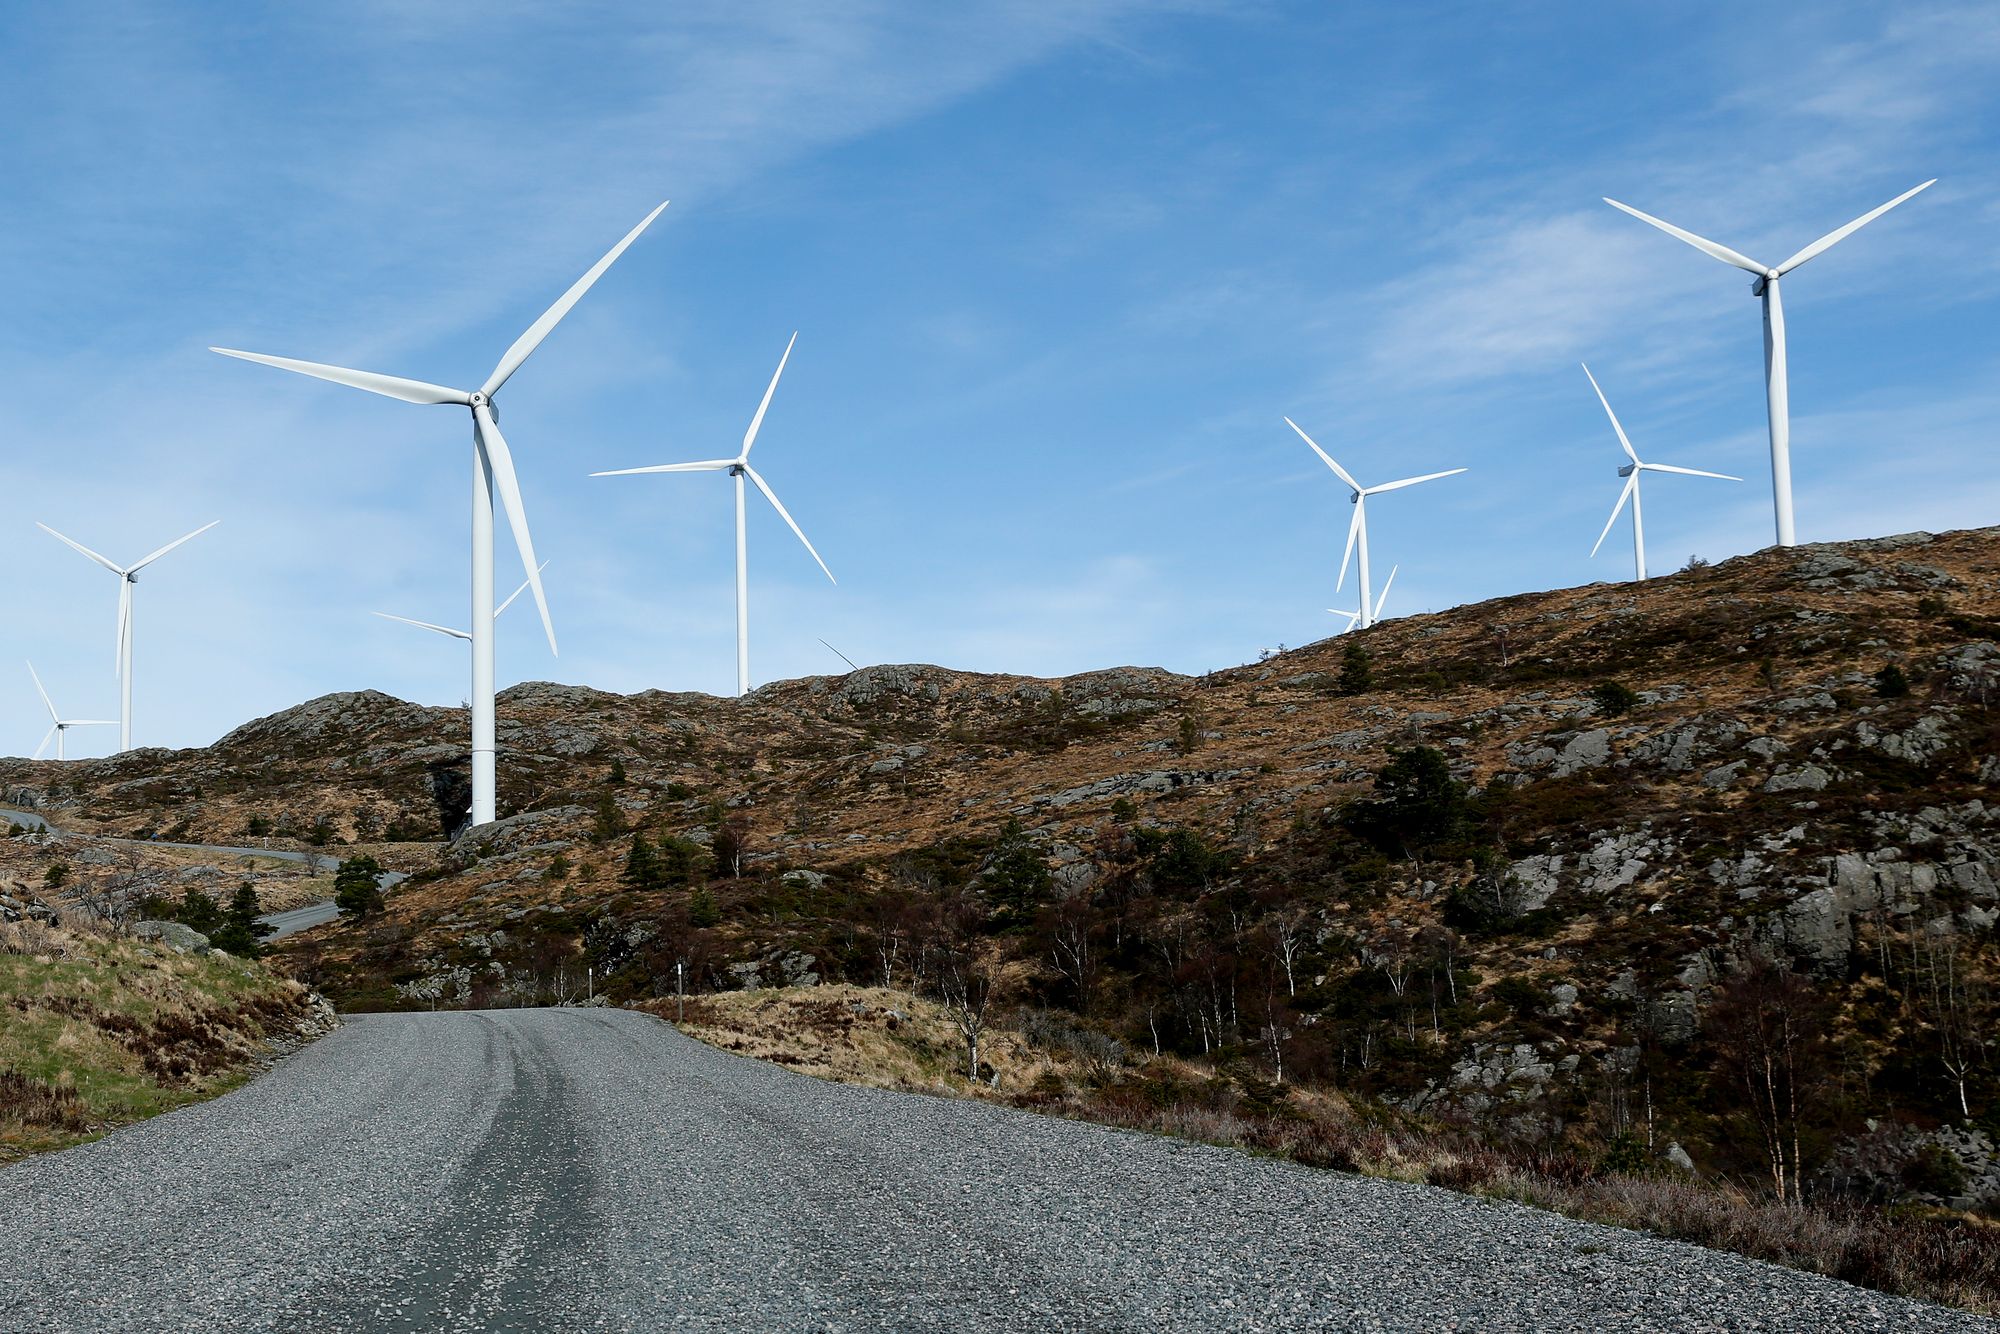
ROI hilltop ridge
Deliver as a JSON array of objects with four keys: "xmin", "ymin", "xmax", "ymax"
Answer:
[{"xmin": 5, "ymin": 525, "xmax": 1999, "ymax": 1213}]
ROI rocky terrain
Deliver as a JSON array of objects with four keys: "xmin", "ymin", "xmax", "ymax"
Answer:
[{"xmin": 3, "ymin": 526, "xmax": 1998, "ymax": 1227}]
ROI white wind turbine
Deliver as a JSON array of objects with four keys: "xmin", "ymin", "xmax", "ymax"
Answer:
[
  {"xmin": 37, "ymin": 520, "xmax": 219, "ymax": 752},
  {"xmin": 1581, "ymin": 364, "xmax": 1740, "ymax": 582},
  {"xmin": 214, "ymin": 201, "xmax": 668, "ymax": 826},
  {"xmin": 26, "ymin": 662, "xmax": 117, "ymax": 760},
  {"xmin": 1284, "ymin": 418, "xmax": 1464, "ymax": 630},
  {"xmin": 591, "ymin": 333, "xmax": 835, "ymax": 695},
  {"xmin": 1604, "ymin": 180, "xmax": 1934, "ymax": 547},
  {"xmin": 1328, "ymin": 566, "xmax": 1397, "ymax": 632},
  {"xmin": 373, "ymin": 563, "xmax": 549, "ymax": 643}
]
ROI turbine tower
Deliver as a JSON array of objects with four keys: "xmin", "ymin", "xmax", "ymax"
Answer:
[
  {"xmin": 26, "ymin": 661, "xmax": 117, "ymax": 760},
  {"xmin": 214, "ymin": 201, "xmax": 668, "ymax": 826},
  {"xmin": 1284, "ymin": 417, "xmax": 1464, "ymax": 630},
  {"xmin": 592, "ymin": 333, "xmax": 835, "ymax": 695},
  {"xmin": 37, "ymin": 520, "xmax": 218, "ymax": 751},
  {"xmin": 1604, "ymin": 180, "xmax": 1933, "ymax": 547},
  {"xmin": 1581, "ymin": 365, "xmax": 1740, "ymax": 582},
  {"xmin": 1328, "ymin": 566, "xmax": 1397, "ymax": 632}
]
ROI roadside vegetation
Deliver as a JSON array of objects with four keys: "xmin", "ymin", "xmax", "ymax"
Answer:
[{"xmin": 0, "ymin": 913, "xmax": 324, "ymax": 1160}]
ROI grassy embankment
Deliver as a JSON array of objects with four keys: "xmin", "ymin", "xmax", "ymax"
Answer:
[
  {"xmin": 0, "ymin": 916, "xmax": 323, "ymax": 1161},
  {"xmin": 666, "ymin": 984, "xmax": 2000, "ymax": 1317}
]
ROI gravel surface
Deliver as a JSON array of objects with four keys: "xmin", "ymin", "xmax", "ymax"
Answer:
[{"xmin": 0, "ymin": 1008, "xmax": 1990, "ymax": 1332}]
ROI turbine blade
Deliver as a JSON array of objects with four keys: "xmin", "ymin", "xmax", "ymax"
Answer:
[
  {"xmin": 742, "ymin": 333, "xmax": 797, "ymax": 458},
  {"xmin": 1283, "ymin": 417, "xmax": 1361, "ymax": 492},
  {"xmin": 1581, "ymin": 363, "xmax": 1641, "ymax": 465},
  {"xmin": 128, "ymin": 520, "xmax": 219, "ymax": 573},
  {"xmin": 1590, "ymin": 475, "xmax": 1638, "ymax": 558},
  {"xmin": 494, "ymin": 560, "xmax": 549, "ymax": 618},
  {"xmin": 1641, "ymin": 463, "xmax": 1742, "ymax": 481},
  {"xmin": 211, "ymin": 348, "xmax": 471, "ymax": 406},
  {"xmin": 482, "ymin": 200, "xmax": 670, "ymax": 398},
  {"xmin": 817, "ymin": 638, "xmax": 859, "ymax": 671},
  {"xmin": 589, "ymin": 460, "xmax": 736, "ymax": 477},
  {"xmin": 1336, "ymin": 504, "xmax": 1361, "ymax": 592},
  {"xmin": 1374, "ymin": 565, "xmax": 1398, "ymax": 619},
  {"xmin": 1326, "ymin": 609, "xmax": 1361, "ymax": 629},
  {"xmin": 473, "ymin": 404, "xmax": 557, "ymax": 655},
  {"xmin": 1775, "ymin": 180, "xmax": 1936, "ymax": 276},
  {"xmin": 37, "ymin": 523, "xmax": 123, "ymax": 575},
  {"xmin": 1603, "ymin": 198, "xmax": 1766, "ymax": 274},
  {"xmin": 26, "ymin": 661, "xmax": 57, "ymax": 722},
  {"xmin": 115, "ymin": 580, "xmax": 131, "ymax": 678},
  {"xmin": 1366, "ymin": 468, "xmax": 1468, "ymax": 495},
  {"xmin": 68, "ymin": 720, "xmax": 119, "ymax": 727},
  {"xmin": 743, "ymin": 464, "xmax": 835, "ymax": 584},
  {"xmin": 372, "ymin": 611, "xmax": 470, "ymax": 640},
  {"xmin": 34, "ymin": 725, "xmax": 56, "ymax": 762}
]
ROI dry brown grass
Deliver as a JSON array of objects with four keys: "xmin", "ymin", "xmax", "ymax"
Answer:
[
  {"xmin": 0, "ymin": 916, "xmax": 322, "ymax": 1161},
  {"xmin": 671, "ymin": 986, "xmax": 2000, "ymax": 1317}
]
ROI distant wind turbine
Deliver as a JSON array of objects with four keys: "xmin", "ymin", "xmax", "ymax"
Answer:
[
  {"xmin": 213, "ymin": 201, "xmax": 668, "ymax": 825},
  {"xmin": 1581, "ymin": 365, "xmax": 1739, "ymax": 582},
  {"xmin": 25, "ymin": 661, "xmax": 117, "ymax": 760},
  {"xmin": 592, "ymin": 333, "xmax": 835, "ymax": 696},
  {"xmin": 1328, "ymin": 566, "xmax": 1397, "ymax": 632},
  {"xmin": 1604, "ymin": 180, "xmax": 1934, "ymax": 547},
  {"xmin": 37, "ymin": 520, "xmax": 218, "ymax": 752},
  {"xmin": 1284, "ymin": 418, "xmax": 1465, "ymax": 630},
  {"xmin": 373, "ymin": 563, "xmax": 549, "ymax": 643}
]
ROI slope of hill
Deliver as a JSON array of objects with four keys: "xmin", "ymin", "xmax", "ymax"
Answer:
[
  {"xmin": 4, "ymin": 527, "xmax": 1998, "ymax": 1217},
  {"xmin": 0, "ymin": 912, "xmax": 334, "ymax": 1161}
]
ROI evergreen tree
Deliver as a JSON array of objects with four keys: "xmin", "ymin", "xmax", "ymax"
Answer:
[
  {"xmin": 209, "ymin": 883, "xmax": 274, "ymax": 957},
  {"xmin": 334, "ymin": 855, "xmax": 386, "ymax": 921},
  {"xmin": 177, "ymin": 887, "xmax": 224, "ymax": 936},
  {"xmin": 1338, "ymin": 642, "xmax": 1374, "ymax": 695},
  {"xmin": 622, "ymin": 833, "xmax": 660, "ymax": 891},
  {"xmin": 688, "ymin": 887, "xmax": 722, "ymax": 929},
  {"xmin": 983, "ymin": 819, "xmax": 1053, "ymax": 923}
]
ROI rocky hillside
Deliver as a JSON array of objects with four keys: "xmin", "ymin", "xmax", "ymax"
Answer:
[{"xmin": 4, "ymin": 526, "xmax": 1998, "ymax": 1203}]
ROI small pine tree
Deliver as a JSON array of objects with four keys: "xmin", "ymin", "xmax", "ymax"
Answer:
[
  {"xmin": 1338, "ymin": 642, "xmax": 1374, "ymax": 695},
  {"xmin": 209, "ymin": 884, "xmax": 273, "ymax": 957},
  {"xmin": 334, "ymin": 855, "xmax": 386, "ymax": 921},
  {"xmin": 983, "ymin": 819, "xmax": 1054, "ymax": 921},
  {"xmin": 622, "ymin": 834, "xmax": 660, "ymax": 891},
  {"xmin": 607, "ymin": 757, "xmax": 627, "ymax": 786},
  {"xmin": 593, "ymin": 789, "xmax": 629, "ymax": 843},
  {"xmin": 1176, "ymin": 714, "xmax": 1202, "ymax": 755},
  {"xmin": 42, "ymin": 862, "xmax": 69, "ymax": 889},
  {"xmin": 1591, "ymin": 680, "xmax": 1639, "ymax": 716},
  {"xmin": 1874, "ymin": 663, "xmax": 1911, "ymax": 698},
  {"xmin": 688, "ymin": 887, "xmax": 722, "ymax": 929},
  {"xmin": 177, "ymin": 887, "xmax": 224, "ymax": 936}
]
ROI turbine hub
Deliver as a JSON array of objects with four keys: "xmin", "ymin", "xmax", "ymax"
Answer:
[{"xmin": 469, "ymin": 391, "xmax": 489, "ymax": 408}]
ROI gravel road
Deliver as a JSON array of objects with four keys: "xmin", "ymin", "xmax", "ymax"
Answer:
[
  {"xmin": 0, "ymin": 1009, "xmax": 1988, "ymax": 1332},
  {"xmin": 1, "ymin": 806, "xmax": 396, "ymax": 938}
]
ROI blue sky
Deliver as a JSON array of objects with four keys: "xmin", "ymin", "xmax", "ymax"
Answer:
[{"xmin": 5, "ymin": 2, "xmax": 1999, "ymax": 754}]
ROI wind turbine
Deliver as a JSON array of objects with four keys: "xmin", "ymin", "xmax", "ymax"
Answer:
[
  {"xmin": 1328, "ymin": 566, "xmax": 1397, "ymax": 632},
  {"xmin": 213, "ymin": 201, "xmax": 668, "ymax": 825},
  {"xmin": 373, "ymin": 563, "xmax": 548, "ymax": 642},
  {"xmin": 592, "ymin": 333, "xmax": 835, "ymax": 695},
  {"xmin": 1604, "ymin": 180, "xmax": 1934, "ymax": 547},
  {"xmin": 37, "ymin": 520, "xmax": 219, "ymax": 751},
  {"xmin": 25, "ymin": 662, "xmax": 117, "ymax": 760},
  {"xmin": 1283, "ymin": 418, "xmax": 1464, "ymax": 630},
  {"xmin": 1581, "ymin": 365, "xmax": 1740, "ymax": 582}
]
